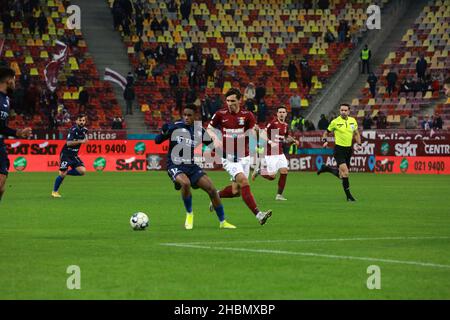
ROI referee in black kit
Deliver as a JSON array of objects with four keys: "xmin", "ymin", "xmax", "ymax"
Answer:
[{"xmin": 317, "ymin": 103, "xmax": 362, "ymax": 201}]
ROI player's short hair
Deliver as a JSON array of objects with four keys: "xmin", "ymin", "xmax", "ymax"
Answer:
[
  {"xmin": 340, "ymin": 103, "xmax": 350, "ymax": 109},
  {"xmin": 225, "ymin": 87, "xmax": 242, "ymax": 100},
  {"xmin": 277, "ymin": 105, "xmax": 287, "ymax": 112},
  {"xmin": 183, "ymin": 104, "xmax": 196, "ymax": 112},
  {"xmin": 0, "ymin": 67, "xmax": 15, "ymax": 83},
  {"xmin": 77, "ymin": 113, "xmax": 87, "ymax": 119}
]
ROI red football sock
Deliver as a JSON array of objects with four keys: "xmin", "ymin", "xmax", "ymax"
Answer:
[
  {"xmin": 241, "ymin": 185, "xmax": 259, "ymax": 215},
  {"xmin": 262, "ymin": 174, "xmax": 276, "ymax": 181},
  {"xmin": 219, "ymin": 185, "xmax": 239, "ymax": 198},
  {"xmin": 277, "ymin": 174, "xmax": 287, "ymax": 195}
]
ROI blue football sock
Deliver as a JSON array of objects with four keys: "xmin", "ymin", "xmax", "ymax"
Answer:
[
  {"xmin": 53, "ymin": 175, "xmax": 64, "ymax": 192},
  {"xmin": 67, "ymin": 168, "xmax": 81, "ymax": 176},
  {"xmin": 182, "ymin": 195, "xmax": 193, "ymax": 213},
  {"xmin": 214, "ymin": 204, "xmax": 225, "ymax": 222}
]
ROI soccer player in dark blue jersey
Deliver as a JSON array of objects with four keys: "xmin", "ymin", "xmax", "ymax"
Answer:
[
  {"xmin": 155, "ymin": 104, "xmax": 236, "ymax": 229},
  {"xmin": 52, "ymin": 113, "xmax": 88, "ymax": 198},
  {"xmin": 0, "ymin": 67, "xmax": 32, "ymax": 203}
]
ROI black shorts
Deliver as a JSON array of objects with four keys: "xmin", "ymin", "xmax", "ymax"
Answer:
[
  {"xmin": 334, "ymin": 145, "xmax": 352, "ymax": 167},
  {"xmin": 59, "ymin": 153, "xmax": 84, "ymax": 171},
  {"xmin": 167, "ymin": 164, "xmax": 205, "ymax": 188},
  {"xmin": 0, "ymin": 146, "xmax": 10, "ymax": 176}
]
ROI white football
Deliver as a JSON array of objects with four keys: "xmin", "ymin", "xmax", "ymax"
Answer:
[{"xmin": 130, "ymin": 212, "xmax": 149, "ymax": 230}]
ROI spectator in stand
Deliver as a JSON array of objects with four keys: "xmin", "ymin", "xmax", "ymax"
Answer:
[
  {"xmin": 151, "ymin": 63, "xmax": 165, "ymax": 80},
  {"xmin": 135, "ymin": 13, "xmax": 144, "ymax": 37},
  {"xmin": 317, "ymin": 114, "xmax": 329, "ymax": 130},
  {"xmin": 112, "ymin": 115, "xmax": 123, "ymax": 129},
  {"xmin": 375, "ymin": 111, "xmax": 387, "ymax": 129},
  {"xmin": 150, "ymin": 16, "xmax": 161, "ymax": 33},
  {"xmin": 25, "ymin": 82, "xmax": 39, "ymax": 116},
  {"xmin": 204, "ymin": 54, "xmax": 216, "ymax": 81},
  {"xmin": 160, "ymin": 16, "xmax": 169, "ymax": 31},
  {"xmin": 305, "ymin": 120, "xmax": 315, "ymax": 131},
  {"xmin": 244, "ymin": 98, "xmax": 256, "ymax": 114},
  {"xmin": 324, "ymin": 28, "xmax": 336, "ymax": 43},
  {"xmin": 301, "ymin": 64, "xmax": 313, "ymax": 90},
  {"xmin": 255, "ymin": 82, "xmax": 266, "ymax": 104},
  {"xmin": 337, "ymin": 20, "xmax": 348, "ymax": 43},
  {"xmin": 432, "ymin": 113, "xmax": 443, "ymax": 130},
  {"xmin": 185, "ymin": 88, "xmax": 197, "ymax": 105},
  {"xmin": 288, "ymin": 60, "xmax": 298, "ymax": 82},
  {"xmin": 416, "ymin": 53, "xmax": 428, "ymax": 81},
  {"xmin": 180, "ymin": 0, "xmax": 192, "ymax": 22},
  {"xmin": 167, "ymin": 0, "xmax": 178, "ymax": 13},
  {"xmin": 1, "ymin": 10, "xmax": 12, "ymax": 34},
  {"xmin": 27, "ymin": 13, "xmax": 36, "ymax": 35},
  {"xmin": 289, "ymin": 91, "xmax": 302, "ymax": 118},
  {"xmin": 421, "ymin": 114, "xmax": 433, "ymax": 130},
  {"xmin": 386, "ymin": 69, "xmax": 398, "ymax": 96},
  {"xmin": 135, "ymin": 63, "xmax": 147, "ymax": 80},
  {"xmin": 188, "ymin": 65, "xmax": 197, "ymax": 89},
  {"xmin": 367, "ymin": 72, "xmax": 378, "ymax": 98},
  {"xmin": 201, "ymin": 95, "xmax": 211, "ymax": 122},
  {"xmin": 431, "ymin": 74, "xmax": 441, "ymax": 92},
  {"xmin": 400, "ymin": 77, "xmax": 413, "ymax": 93},
  {"xmin": 362, "ymin": 112, "xmax": 373, "ymax": 130},
  {"xmin": 349, "ymin": 19, "xmax": 360, "ymax": 45},
  {"xmin": 318, "ymin": 0, "xmax": 330, "ymax": 10},
  {"xmin": 169, "ymin": 72, "xmax": 179, "ymax": 93},
  {"xmin": 175, "ymin": 88, "xmax": 184, "ymax": 113},
  {"xmin": 78, "ymin": 88, "xmax": 89, "ymax": 113},
  {"xmin": 48, "ymin": 109, "xmax": 58, "ymax": 131},
  {"xmin": 37, "ymin": 11, "xmax": 48, "ymax": 36},
  {"xmin": 123, "ymin": 84, "xmax": 135, "ymax": 115},
  {"xmin": 20, "ymin": 68, "xmax": 31, "ymax": 90},
  {"xmin": 404, "ymin": 112, "xmax": 418, "ymax": 129},
  {"xmin": 257, "ymin": 99, "xmax": 267, "ymax": 124},
  {"xmin": 244, "ymin": 82, "xmax": 256, "ymax": 101}
]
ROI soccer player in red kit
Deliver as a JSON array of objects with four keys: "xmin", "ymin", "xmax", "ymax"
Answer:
[
  {"xmin": 207, "ymin": 88, "xmax": 272, "ymax": 225},
  {"xmin": 252, "ymin": 106, "xmax": 299, "ymax": 200}
]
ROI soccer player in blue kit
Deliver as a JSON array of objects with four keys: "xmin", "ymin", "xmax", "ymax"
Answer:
[
  {"xmin": 155, "ymin": 104, "xmax": 236, "ymax": 230},
  {"xmin": 52, "ymin": 113, "xmax": 88, "ymax": 198},
  {"xmin": 0, "ymin": 67, "xmax": 32, "ymax": 203}
]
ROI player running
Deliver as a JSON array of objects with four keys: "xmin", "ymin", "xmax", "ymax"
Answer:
[
  {"xmin": 207, "ymin": 88, "xmax": 272, "ymax": 225},
  {"xmin": 0, "ymin": 67, "xmax": 32, "ymax": 203},
  {"xmin": 251, "ymin": 106, "xmax": 299, "ymax": 201},
  {"xmin": 155, "ymin": 104, "xmax": 236, "ymax": 230},
  {"xmin": 317, "ymin": 103, "xmax": 362, "ymax": 201},
  {"xmin": 52, "ymin": 113, "xmax": 88, "ymax": 198}
]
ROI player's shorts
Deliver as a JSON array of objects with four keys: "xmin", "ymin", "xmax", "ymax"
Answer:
[
  {"xmin": 334, "ymin": 145, "xmax": 352, "ymax": 167},
  {"xmin": 59, "ymin": 153, "xmax": 84, "ymax": 171},
  {"xmin": 167, "ymin": 164, "xmax": 206, "ymax": 187},
  {"xmin": 0, "ymin": 146, "xmax": 10, "ymax": 176},
  {"xmin": 265, "ymin": 154, "xmax": 289, "ymax": 174},
  {"xmin": 221, "ymin": 156, "xmax": 251, "ymax": 181}
]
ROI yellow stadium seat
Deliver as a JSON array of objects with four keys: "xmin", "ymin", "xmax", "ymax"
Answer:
[
  {"xmin": 72, "ymin": 92, "xmax": 79, "ymax": 100},
  {"xmin": 371, "ymin": 109, "xmax": 379, "ymax": 117},
  {"xmin": 352, "ymin": 98, "xmax": 359, "ymax": 106},
  {"xmin": 368, "ymin": 98, "xmax": 375, "ymax": 106},
  {"xmin": 266, "ymin": 59, "xmax": 274, "ymax": 66},
  {"xmin": 5, "ymin": 50, "xmax": 14, "ymax": 58},
  {"xmin": 314, "ymin": 81, "xmax": 323, "ymax": 89},
  {"xmin": 357, "ymin": 110, "xmax": 365, "ymax": 117},
  {"xmin": 63, "ymin": 92, "xmax": 72, "ymax": 100},
  {"xmin": 40, "ymin": 51, "xmax": 49, "ymax": 58},
  {"xmin": 30, "ymin": 68, "xmax": 38, "ymax": 76},
  {"xmin": 25, "ymin": 56, "xmax": 34, "ymax": 64},
  {"xmin": 289, "ymin": 82, "xmax": 298, "ymax": 89},
  {"xmin": 301, "ymin": 99, "xmax": 309, "ymax": 108}
]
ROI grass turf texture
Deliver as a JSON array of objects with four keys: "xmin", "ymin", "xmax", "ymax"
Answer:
[{"xmin": 0, "ymin": 172, "xmax": 449, "ymax": 299}]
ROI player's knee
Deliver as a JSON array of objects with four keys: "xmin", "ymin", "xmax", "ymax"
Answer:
[
  {"xmin": 180, "ymin": 180, "xmax": 191, "ymax": 189},
  {"xmin": 280, "ymin": 168, "xmax": 288, "ymax": 175},
  {"xmin": 207, "ymin": 186, "xmax": 217, "ymax": 197}
]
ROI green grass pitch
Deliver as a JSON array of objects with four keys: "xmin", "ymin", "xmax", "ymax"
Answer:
[{"xmin": 0, "ymin": 171, "xmax": 449, "ymax": 299}]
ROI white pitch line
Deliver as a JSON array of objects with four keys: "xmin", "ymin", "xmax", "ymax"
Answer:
[
  {"xmin": 160, "ymin": 236, "xmax": 450, "ymax": 269},
  {"xmin": 162, "ymin": 235, "xmax": 450, "ymax": 246}
]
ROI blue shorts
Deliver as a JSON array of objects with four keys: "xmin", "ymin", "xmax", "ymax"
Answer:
[
  {"xmin": 0, "ymin": 146, "xmax": 10, "ymax": 176},
  {"xmin": 167, "ymin": 164, "xmax": 205, "ymax": 187},
  {"xmin": 59, "ymin": 152, "xmax": 84, "ymax": 171}
]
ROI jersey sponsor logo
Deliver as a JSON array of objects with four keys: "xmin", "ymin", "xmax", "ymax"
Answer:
[
  {"xmin": 238, "ymin": 117, "xmax": 245, "ymax": 125},
  {"xmin": 0, "ymin": 110, "xmax": 8, "ymax": 120}
]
